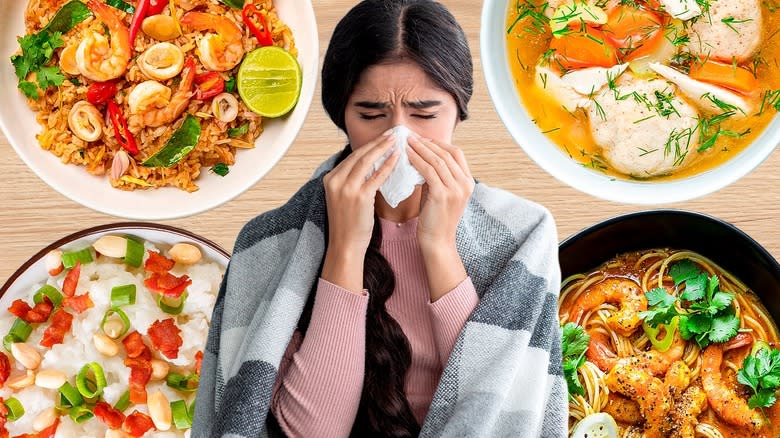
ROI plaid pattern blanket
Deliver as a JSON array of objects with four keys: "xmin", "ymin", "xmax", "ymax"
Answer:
[{"xmin": 192, "ymin": 151, "xmax": 568, "ymax": 437}]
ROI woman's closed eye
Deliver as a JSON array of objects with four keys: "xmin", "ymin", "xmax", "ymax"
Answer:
[
  {"xmin": 359, "ymin": 113, "xmax": 385, "ymax": 120},
  {"xmin": 412, "ymin": 113, "xmax": 437, "ymax": 120}
]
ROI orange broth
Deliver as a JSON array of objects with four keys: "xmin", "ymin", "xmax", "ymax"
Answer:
[{"xmin": 505, "ymin": 1, "xmax": 780, "ymax": 181}]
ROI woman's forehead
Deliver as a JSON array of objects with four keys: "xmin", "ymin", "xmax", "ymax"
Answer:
[{"xmin": 350, "ymin": 61, "xmax": 450, "ymax": 102}]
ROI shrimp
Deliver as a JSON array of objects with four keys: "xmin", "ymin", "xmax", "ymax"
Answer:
[
  {"xmin": 570, "ymin": 278, "xmax": 647, "ymax": 336},
  {"xmin": 585, "ymin": 330, "xmax": 618, "ymax": 372},
  {"xmin": 76, "ymin": 0, "xmax": 130, "ymax": 82},
  {"xmin": 603, "ymin": 393, "xmax": 643, "ymax": 425},
  {"xmin": 605, "ymin": 359, "xmax": 672, "ymax": 438},
  {"xmin": 639, "ymin": 331, "xmax": 686, "ymax": 377},
  {"xmin": 180, "ymin": 12, "xmax": 245, "ymax": 72},
  {"xmin": 128, "ymin": 58, "xmax": 196, "ymax": 131},
  {"xmin": 664, "ymin": 360, "xmax": 691, "ymax": 394},
  {"xmin": 668, "ymin": 384, "xmax": 708, "ymax": 438},
  {"xmin": 701, "ymin": 333, "xmax": 765, "ymax": 431}
]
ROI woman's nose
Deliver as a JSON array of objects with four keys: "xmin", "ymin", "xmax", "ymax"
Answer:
[{"xmin": 390, "ymin": 111, "xmax": 408, "ymax": 128}]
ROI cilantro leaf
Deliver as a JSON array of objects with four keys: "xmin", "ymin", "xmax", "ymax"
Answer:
[
  {"xmin": 680, "ymin": 273, "xmax": 707, "ymax": 301},
  {"xmin": 710, "ymin": 291, "xmax": 734, "ymax": 312},
  {"xmin": 639, "ymin": 288, "xmax": 679, "ymax": 327},
  {"xmin": 18, "ymin": 81, "xmax": 40, "ymax": 99},
  {"xmin": 670, "ymin": 260, "xmax": 700, "ymax": 286},
  {"xmin": 685, "ymin": 313, "xmax": 712, "ymax": 334},
  {"xmin": 10, "ymin": 54, "xmax": 32, "ymax": 81},
  {"xmin": 708, "ymin": 314, "xmax": 740, "ymax": 343},
  {"xmin": 36, "ymin": 66, "xmax": 65, "ymax": 90},
  {"xmin": 211, "ymin": 163, "xmax": 230, "ymax": 176},
  {"xmin": 561, "ymin": 322, "xmax": 590, "ymax": 397},
  {"xmin": 738, "ymin": 346, "xmax": 780, "ymax": 410}
]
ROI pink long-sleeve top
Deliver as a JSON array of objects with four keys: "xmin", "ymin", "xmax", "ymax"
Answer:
[{"xmin": 270, "ymin": 217, "xmax": 480, "ymax": 438}]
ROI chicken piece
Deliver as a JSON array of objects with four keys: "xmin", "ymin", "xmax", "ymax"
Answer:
[
  {"xmin": 649, "ymin": 63, "xmax": 752, "ymax": 115},
  {"xmin": 688, "ymin": 0, "xmax": 762, "ymax": 62},
  {"xmin": 588, "ymin": 74, "xmax": 701, "ymax": 177},
  {"xmin": 659, "ymin": 0, "xmax": 701, "ymax": 21},
  {"xmin": 535, "ymin": 64, "xmax": 628, "ymax": 112}
]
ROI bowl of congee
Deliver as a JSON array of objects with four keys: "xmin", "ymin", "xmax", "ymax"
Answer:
[{"xmin": 481, "ymin": 0, "xmax": 780, "ymax": 204}]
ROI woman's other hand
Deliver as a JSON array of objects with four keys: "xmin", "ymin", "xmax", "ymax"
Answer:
[
  {"xmin": 407, "ymin": 137, "xmax": 474, "ymax": 301},
  {"xmin": 321, "ymin": 131, "xmax": 400, "ymax": 294}
]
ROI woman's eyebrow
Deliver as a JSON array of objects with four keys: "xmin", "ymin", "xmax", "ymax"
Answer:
[{"xmin": 353, "ymin": 100, "xmax": 442, "ymax": 110}]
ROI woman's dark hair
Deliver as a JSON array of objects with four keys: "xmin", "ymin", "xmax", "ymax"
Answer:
[{"xmin": 298, "ymin": 2, "xmax": 473, "ymax": 437}]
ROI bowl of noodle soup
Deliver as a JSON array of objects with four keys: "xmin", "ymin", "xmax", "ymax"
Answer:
[{"xmin": 558, "ymin": 210, "xmax": 780, "ymax": 438}]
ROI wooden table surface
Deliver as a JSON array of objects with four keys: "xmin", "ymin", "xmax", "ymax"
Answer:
[{"xmin": 1, "ymin": 0, "xmax": 779, "ymax": 280}]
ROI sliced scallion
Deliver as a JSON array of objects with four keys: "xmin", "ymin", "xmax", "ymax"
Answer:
[
  {"xmin": 58, "ymin": 381, "xmax": 84, "ymax": 407},
  {"xmin": 110, "ymin": 284, "xmax": 136, "ymax": 307},
  {"xmin": 166, "ymin": 372, "xmax": 199, "ymax": 392},
  {"xmin": 125, "ymin": 237, "xmax": 144, "ymax": 268},
  {"xmin": 4, "ymin": 397, "xmax": 24, "ymax": 422},
  {"xmin": 33, "ymin": 284, "xmax": 63, "ymax": 307},
  {"xmin": 101, "ymin": 307, "xmax": 131, "ymax": 338},
  {"xmin": 76, "ymin": 362, "xmax": 106, "ymax": 398},
  {"xmin": 188, "ymin": 399, "xmax": 196, "ymax": 420},
  {"xmin": 69, "ymin": 405, "xmax": 93, "ymax": 423},
  {"xmin": 61, "ymin": 248, "xmax": 93, "ymax": 269},
  {"xmin": 171, "ymin": 400, "xmax": 192, "ymax": 429},
  {"xmin": 114, "ymin": 390, "xmax": 131, "ymax": 412},
  {"xmin": 156, "ymin": 291, "xmax": 188, "ymax": 315},
  {"xmin": 4, "ymin": 319, "xmax": 33, "ymax": 351}
]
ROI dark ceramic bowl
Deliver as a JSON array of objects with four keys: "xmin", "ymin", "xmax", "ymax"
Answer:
[{"xmin": 559, "ymin": 210, "xmax": 780, "ymax": 318}]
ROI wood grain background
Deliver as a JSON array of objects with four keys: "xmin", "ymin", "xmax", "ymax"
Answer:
[{"xmin": 1, "ymin": 0, "xmax": 778, "ymax": 280}]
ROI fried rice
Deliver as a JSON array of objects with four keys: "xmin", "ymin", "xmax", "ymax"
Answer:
[{"xmin": 20, "ymin": 0, "xmax": 296, "ymax": 192}]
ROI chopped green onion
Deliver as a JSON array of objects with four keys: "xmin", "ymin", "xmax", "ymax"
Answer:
[
  {"xmin": 58, "ymin": 381, "xmax": 84, "ymax": 407},
  {"xmin": 225, "ymin": 76, "xmax": 236, "ymax": 93},
  {"xmin": 69, "ymin": 405, "xmax": 93, "ymax": 423},
  {"xmin": 188, "ymin": 399, "xmax": 196, "ymax": 420},
  {"xmin": 61, "ymin": 248, "xmax": 93, "ymax": 269},
  {"xmin": 34, "ymin": 284, "xmax": 63, "ymax": 307},
  {"xmin": 114, "ymin": 390, "xmax": 131, "ymax": 412},
  {"xmin": 171, "ymin": 400, "xmax": 192, "ymax": 429},
  {"xmin": 4, "ymin": 398, "xmax": 24, "ymax": 422},
  {"xmin": 124, "ymin": 237, "xmax": 144, "ymax": 268},
  {"xmin": 110, "ymin": 284, "xmax": 136, "ymax": 307},
  {"xmin": 211, "ymin": 163, "xmax": 229, "ymax": 176},
  {"xmin": 106, "ymin": 0, "xmax": 135, "ymax": 13},
  {"xmin": 166, "ymin": 372, "xmax": 199, "ymax": 392},
  {"xmin": 156, "ymin": 292, "xmax": 188, "ymax": 315},
  {"xmin": 226, "ymin": 123, "xmax": 248, "ymax": 138},
  {"xmin": 101, "ymin": 307, "xmax": 131, "ymax": 338},
  {"xmin": 4, "ymin": 319, "xmax": 33, "ymax": 351},
  {"xmin": 77, "ymin": 362, "xmax": 106, "ymax": 398}
]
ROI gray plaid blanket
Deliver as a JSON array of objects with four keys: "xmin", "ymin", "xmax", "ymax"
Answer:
[{"xmin": 192, "ymin": 151, "xmax": 568, "ymax": 438}]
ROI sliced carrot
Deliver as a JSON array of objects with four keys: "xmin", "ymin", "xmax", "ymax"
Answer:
[
  {"xmin": 549, "ymin": 26, "xmax": 619, "ymax": 70},
  {"xmin": 602, "ymin": 5, "xmax": 665, "ymax": 61},
  {"xmin": 689, "ymin": 60, "xmax": 758, "ymax": 94}
]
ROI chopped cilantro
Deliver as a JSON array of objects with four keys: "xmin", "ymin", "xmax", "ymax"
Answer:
[
  {"xmin": 225, "ymin": 76, "xmax": 237, "ymax": 93},
  {"xmin": 737, "ymin": 346, "xmax": 780, "ymax": 412},
  {"xmin": 561, "ymin": 322, "xmax": 590, "ymax": 398}
]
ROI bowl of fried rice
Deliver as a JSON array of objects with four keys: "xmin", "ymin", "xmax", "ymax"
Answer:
[
  {"xmin": 0, "ymin": 0, "xmax": 318, "ymax": 219},
  {"xmin": 0, "ymin": 222, "xmax": 229, "ymax": 436}
]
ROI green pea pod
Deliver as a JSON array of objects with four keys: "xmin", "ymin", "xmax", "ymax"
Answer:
[
  {"xmin": 219, "ymin": 0, "xmax": 245, "ymax": 9},
  {"xmin": 142, "ymin": 115, "xmax": 202, "ymax": 168},
  {"xmin": 41, "ymin": 1, "xmax": 93, "ymax": 35},
  {"xmin": 643, "ymin": 316, "xmax": 679, "ymax": 353}
]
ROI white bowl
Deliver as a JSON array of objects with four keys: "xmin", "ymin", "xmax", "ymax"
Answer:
[
  {"xmin": 0, "ymin": 1, "xmax": 318, "ymax": 219},
  {"xmin": 1, "ymin": 223, "xmax": 230, "ymax": 301},
  {"xmin": 480, "ymin": 0, "xmax": 780, "ymax": 204}
]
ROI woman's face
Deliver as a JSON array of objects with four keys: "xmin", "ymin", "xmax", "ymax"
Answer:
[{"xmin": 344, "ymin": 60, "xmax": 459, "ymax": 149}]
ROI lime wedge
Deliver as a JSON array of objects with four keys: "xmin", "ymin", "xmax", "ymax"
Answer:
[{"xmin": 237, "ymin": 46, "xmax": 302, "ymax": 118}]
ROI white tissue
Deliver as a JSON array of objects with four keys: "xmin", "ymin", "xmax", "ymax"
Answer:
[{"xmin": 372, "ymin": 125, "xmax": 425, "ymax": 208}]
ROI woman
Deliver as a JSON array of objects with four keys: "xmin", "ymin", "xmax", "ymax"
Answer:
[{"xmin": 192, "ymin": 1, "xmax": 567, "ymax": 437}]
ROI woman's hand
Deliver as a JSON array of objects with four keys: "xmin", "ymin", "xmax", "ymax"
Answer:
[
  {"xmin": 407, "ymin": 137, "xmax": 474, "ymax": 301},
  {"xmin": 321, "ymin": 131, "xmax": 400, "ymax": 294}
]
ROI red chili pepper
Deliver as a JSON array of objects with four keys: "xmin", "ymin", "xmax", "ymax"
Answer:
[
  {"xmin": 147, "ymin": 0, "xmax": 168, "ymax": 15},
  {"xmin": 242, "ymin": 3, "xmax": 274, "ymax": 46},
  {"xmin": 86, "ymin": 82, "xmax": 117, "ymax": 105},
  {"xmin": 107, "ymin": 101, "xmax": 139, "ymax": 155},
  {"xmin": 193, "ymin": 72, "xmax": 225, "ymax": 100},
  {"xmin": 129, "ymin": 0, "xmax": 150, "ymax": 48}
]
